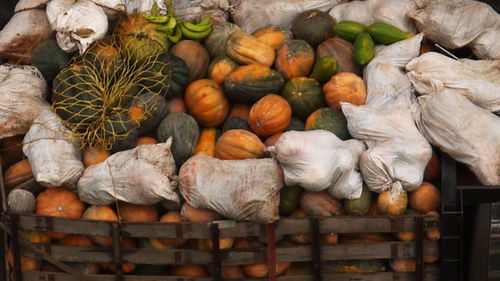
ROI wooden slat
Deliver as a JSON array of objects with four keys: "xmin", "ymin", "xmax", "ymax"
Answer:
[
  {"xmin": 21, "ymin": 241, "xmax": 438, "ymax": 265},
  {"xmin": 23, "ymin": 271, "xmax": 437, "ymax": 281},
  {"xmin": 15, "ymin": 214, "xmax": 438, "ymax": 238}
]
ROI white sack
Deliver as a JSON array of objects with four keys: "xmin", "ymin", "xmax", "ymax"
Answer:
[
  {"xmin": 408, "ymin": 0, "xmax": 500, "ymax": 59},
  {"xmin": 329, "ymin": 0, "xmax": 417, "ymax": 33},
  {"xmin": 342, "ymin": 103, "xmax": 432, "ymax": 193},
  {"xmin": 0, "ymin": 64, "xmax": 50, "ymax": 138},
  {"xmin": 265, "ymin": 130, "xmax": 365, "ymax": 200},
  {"xmin": 413, "ymin": 90, "xmax": 500, "ymax": 186},
  {"xmin": 179, "ymin": 155, "xmax": 284, "ymax": 223},
  {"xmin": 78, "ymin": 139, "xmax": 179, "ymax": 206},
  {"xmin": 406, "ymin": 52, "xmax": 500, "ymax": 113},
  {"xmin": 364, "ymin": 33, "xmax": 423, "ymax": 109},
  {"xmin": 231, "ymin": 0, "xmax": 346, "ymax": 34},
  {"xmin": 23, "ymin": 111, "xmax": 84, "ymax": 188}
]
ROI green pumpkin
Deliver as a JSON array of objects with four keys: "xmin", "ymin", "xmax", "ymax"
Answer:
[
  {"xmin": 223, "ymin": 64, "xmax": 285, "ymax": 104},
  {"xmin": 160, "ymin": 53, "xmax": 190, "ymax": 98},
  {"xmin": 131, "ymin": 92, "xmax": 168, "ymax": 135},
  {"xmin": 31, "ymin": 39, "xmax": 71, "ymax": 82},
  {"xmin": 291, "ymin": 10, "xmax": 335, "ymax": 47},
  {"xmin": 103, "ymin": 112, "xmax": 139, "ymax": 153},
  {"xmin": 305, "ymin": 107, "xmax": 350, "ymax": 140},
  {"xmin": 281, "ymin": 77, "xmax": 325, "ymax": 120},
  {"xmin": 309, "ymin": 56, "xmax": 338, "ymax": 84},
  {"xmin": 344, "ymin": 185, "xmax": 372, "ymax": 215},
  {"xmin": 157, "ymin": 112, "xmax": 200, "ymax": 168},
  {"xmin": 323, "ymin": 260, "xmax": 386, "ymax": 273},
  {"xmin": 204, "ymin": 22, "xmax": 241, "ymax": 58},
  {"xmin": 279, "ymin": 186, "xmax": 303, "ymax": 216},
  {"xmin": 285, "ymin": 118, "xmax": 305, "ymax": 131},
  {"xmin": 222, "ymin": 117, "xmax": 251, "ymax": 132}
]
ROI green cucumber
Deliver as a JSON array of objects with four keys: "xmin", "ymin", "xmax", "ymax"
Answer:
[
  {"xmin": 366, "ymin": 23, "xmax": 414, "ymax": 45},
  {"xmin": 353, "ymin": 32, "xmax": 375, "ymax": 66},
  {"xmin": 333, "ymin": 21, "xmax": 367, "ymax": 42}
]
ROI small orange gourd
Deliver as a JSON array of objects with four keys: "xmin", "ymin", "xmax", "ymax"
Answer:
[{"xmin": 185, "ymin": 79, "xmax": 229, "ymax": 127}]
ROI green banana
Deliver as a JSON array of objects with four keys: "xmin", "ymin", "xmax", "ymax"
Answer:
[
  {"xmin": 179, "ymin": 22, "xmax": 212, "ymax": 40},
  {"xmin": 180, "ymin": 17, "xmax": 212, "ymax": 32},
  {"xmin": 150, "ymin": 2, "xmax": 159, "ymax": 17},
  {"xmin": 168, "ymin": 27, "xmax": 182, "ymax": 43},
  {"xmin": 148, "ymin": 15, "xmax": 170, "ymax": 24},
  {"xmin": 156, "ymin": 17, "xmax": 177, "ymax": 33}
]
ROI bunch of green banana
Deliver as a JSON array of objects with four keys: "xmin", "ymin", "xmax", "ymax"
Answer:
[
  {"xmin": 178, "ymin": 16, "xmax": 213, "ymax": 41},
  {"xmin": 140, "ymin": 1, "xmax": 182, "ymax": 44}
]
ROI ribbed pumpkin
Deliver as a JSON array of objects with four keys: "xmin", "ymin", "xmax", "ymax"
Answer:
[
  {"xmin": 410, "ymin": 182, "xmax": 441, "ymax": 214},
  {"xmin": 248, "ymin": 94, "xmax": 292, "ymax": 137},
  {"xmin": 135, "ymin": 136, "xmax": 158, "ymax": 146},
  {"xmin": 194, "ymin": 128, "xmax": 219, "ymax": 156},
  {"xmin": 300, "ymin": 191, "xmax": 344, "ymax": 216},
  {"xmin": 291, "ymin": 10, "xmax": 335, "ymax": 47},
  {"xmin": 82, "ymin": 146, "xmax": 110, "ymax": 167},
  {"xmin": 224, "ymin": 64, "xmax": 285, "ymax": 104},
  {"xmin": 222, "ymin": 117, "xmax": 251, "ymax": 132},
  {"xmin": 316, "ymin": 38, "xmax": 362, "ymax": 75},
  {"xmin": 215, "ymin": 129, "xmax": 266, "ymax": 160},
  {"xmin": 323, "ymin": 72, "xmax": 367, "ymax": 110},
  {"xmin": 82, "ymin": 205, "xmax": 119, "ymax": 246},
  {"xmin": 163, "ymin": 53, "xmax": 190, "ymax": 98},
  {"xmin": 204, "ymin": 22, "xmax": 242, "ymax": 58},
  {"xmin": 265, "ymin": 132, "xmax": 284, "ymax": 147},
  {"xmin": 117, "ymin": 202, "xmax": 158, "ymax": 222},
  {"xmin": 171, "ymin": 40, "xmax": 209, "ymax": 82},
  {"xmin": 7, "ymin": 189, "xmax": 36, "ymax": 213},
  {"xmin": 4, "ymin": 159, "xmax": 33, "ymax": 189},
  {"xmin": 167, "ymin": 96, "xmax": 186, "ymax": 113},
  {"xmin": 7, "ymin": 251, "xmax": 41, "ymax": 271},
  {"xmin": 275, "ymin": 40, "xmax": 315, "ymax": 80},
  {"xmin": 158, "ymin": 211, "xmax": 187, "ymax": 247},
  {"xmin": 181, "ymin": 203, "xmax": 223, "ymax": 222},
  {"xmin": 31, "ymin": 39, "xmax": 71, "ymax": 82},
  {"xmin": 36, "ymin": 188, "xmax": 85, "ymax": 239},
  {"xmin": 229, "ymin": 103, "xmax": 251, "ymax": 120},
  {"xmin": 59, "ymin": 235, "xmax": 96, "ymax": 247},
  {"xmin": 252, "ymin": 25, "xmax": 293, "ymax": 50},
  {"xmin": 377, "ymin": 190, "xmax": 408, "ymax": 215},
  {"xmin": 282, "ymin": 77, "xmax": 325, "ymax": 120},
  {"xmin": 131, "ymin": 92, "xmax": 169, "ymax": 135},
  {"xmin": 344, "ymin": 185, "xmax": 372, "ymax": 215},
  {"xmin": 225, "ymin": 30, "xmax": 275, "ymax": 67},
  {"xmin": 208, "ymin": 56, "xmax": 239, "ymax": 84},
  {"xmin": 184, "ymin": 79, "xmax": 229, "ymax": 127},
  {"xmin": 171, "ymin": 265, "xmax": 208, "ymax": 277},
  {"xmin": 305, "ymin": 107, "xmax": 350, "ymax": 140}
]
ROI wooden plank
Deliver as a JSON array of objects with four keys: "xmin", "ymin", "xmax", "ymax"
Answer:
[
  {"xmin": 21, "ymin": 241, "xmax": 438, "ymax": 265},
  {"xmin": 23, "ymin": 271, "xmax": 437, "ymax": 281},
  {"xmin": 15, "ymin": 214, "xmax": 439, "ymax": 238}
]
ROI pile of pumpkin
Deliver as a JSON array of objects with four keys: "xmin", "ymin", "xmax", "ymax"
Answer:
[{"xmin": 2, "ymin": 8, "xmax": 442, "ymax": 277}]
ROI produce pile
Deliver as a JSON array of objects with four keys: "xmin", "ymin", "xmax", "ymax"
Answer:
[{"xmin": 0, "ymin": 0, "xmax": 499, "ymax": 277}]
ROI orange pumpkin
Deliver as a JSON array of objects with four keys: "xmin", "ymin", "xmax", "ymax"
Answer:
[
  {"xmin": 229, "ymin": 103, "xmax": 251, "ymax": 121},
  {"xmin": 7, "ymin": 251, "xmax": 41, "ymax": 271},
  {"xmin": 252, "ymin": 25, "xmax": 293, "ymax": 50},
  {"xmin": 396, "ymin": 231, "xmax": 416, "ymax": 241},
  {"xmin": 424, "ymin": 152, "xmax": 441, "ymax": 182},
  {"xmin": 181, "ymin": 203, "xmax": 223, "ymax": 222},
  {"xmin": 19, "ymin": 230, "xmax": 51, "ymax": 244},
  {"xmin": 426, "ymin": 211, "xmax": 441, "ymax": 241},
  {"xmin": 82, "ymin": 205, "xmax": 118, "ymax": 246},
  {"xmin": 4, "ymin": 159, "xmax": 33, "ymax": 188},
  {"xmin": 410, "ymin": 182, "xmax": 441, "ymax": 214},
  {"xmin": 235, "ymin": 239, "xmax": 291, "ymax": 277},
  {"xmin": 59, "ymin": 235, "xmax": 96, "ymax": 247},
  {"xmin": 135, "ymin": 136, "xmax": 158, "ymax": 146},
  {"xmin": 207, "ymin": 56, "xmax": 239, "ymax": 84},
  {"xmin": 390, "ymin": 259, "xmax": 416, "ymax": 272},
  {"xmin": 289, "ymin": 210, "xmax": 338, "ymax": 244},
  {"xmin": 171, "ymin": 265, "xmax": 208, "ymax": 277},
  {"xmin": 36, "ymin": 188, "xmax": 85, "ymax": 239},
  {"xmin": 226, "ymin": 31, "xmax": 276, "ymax": 67},
  {"xmin": 323, "ymin": 72, "xmax": 367, "ymax": 110},
  {"xmin": 167, "ymin": 96, "xmax": 186, "ymax": 113},
  {"xmin": 275, "ymin": 39, "xmax": 315, "ymax": 80},
  {"xmin": 377, "ymin": 190, "xmax": 408, "ymax": 215},
  {"xmin": 83, "ymin": 146, "xmax": 110, "ymax": 167},
  {"xmin": 100, "ymin": 237, "xmax": 136, "ymax": 273},
  {"xmin": 222, "ymin": 266, "xmax": 245, "ymax": 279},
  {"xmin": 265, "ymin": 132, "xmax": 284, "ymax": 147},
  {"xmin": 215, "ymin": 129, "xmax": 266, "ymax": 160},
  {"xmin": 117, "ymin": 202, "xmax": 158, "ymax": 222},
  {"xmin": 158, "ymin": 211, "xmax": 187, "ymax": 247},
  {"xmin": 300, "ymin": 191, "xmax": 344, "ymax": 217},
  {"xmin": 185, "ymin": 79, "xmax": 229, "ymax": 127},
  {"xmin": 248, "ymin": 94, "xmax": 292, "ymax": 137},
  {"xmin": 194, "ymin": 128, "xmax": 219, "ymax": 156},
  {"xmin": 171, "ymin": 40, "xmax": 210, "ymax": 82}
]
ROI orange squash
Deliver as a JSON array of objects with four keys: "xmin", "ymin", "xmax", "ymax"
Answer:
[
  {"xmin": 83, "ymin": 146, "xmax": 110, "ymax": 167},
  {"xmin": 396, "ymin": 231, "xmax": 416, "ymax": 241},
  {"xmin": 167, "ymin": 96, "xmax": 186, "ymax": 113},
  {"xmin": 100, "ymin": 238, "xmax": 136, "ymax": 273},
  {"xmin": 426, "ymin": 211, "xmax": 441, "ymax": 241},
  {"xmin": 185, "ymin": 79, "xmax": 229, "ymax": 127},
  {"xmin": 410, "ymin": 182, "xmax": 441, "ymax": 214},
  {"xmin": 194, "ymin": 128, "xmax": 219, "ymax": 156},
  {"xmin": 252, "ymin": 25, "xmax": 293, "ymax": 50},
  {"xmin": 181, "ymin": 203, "xmax": 223, "ymax": 222},
  {"xmin": 323, "ymin": 72, "xmax": 367, "ymax": 110},
  {"xmin": 215, "ymin": 129, "xmax": 266, "ymax": 160},
  {"xmin": 424, "ymin": 151, "xmax": 441, "ymax": 182},
  {"xmin": 158, "ymin": 211, "xmax": 187, "ymax": 247},
  {"xmin": 377, "ymin": 190, "xmax": 408, "ymax": 215},
  {"xmin": 171, "ymin": 265, "xmax": 208, "ymax": 277},
  {"xmin": 229, "ymin": 103, "xmax": 251, "ymax": 121},
  {"xmin": 19, "ymin": 230, "xmax": 51, "ymax": 244},
  {"xmin": 134, "ymin": 136, "xmax": 158, "ymax": 146},
  {"xmin": 248, "ymin": 94, "xmax": 292, "ymax": 137},
  {"xmin": 171, "ymin": 40, "xmax": 209, "ymax": 82},
  {"xmin": 275, "ymin": 40, "xmax": 315, "ymax": 80},
  {"xmin": 265, "ymin": 132, "xmax": 284, "ymax": 147},
  {"xmin": 59, "ymin": 235, "xmax": 96, "ymax": 247},
  {"xmin": 117, "ymin": 202, "xmax": 158, "ymax": 222},
  {"xmin": 207, "ymin": 56, "xmax": 239, "ymax": 84},
  {"xmin": 82, "ymin": 205, "xmax": 119, "ymax": 246},
  {"xmin": 7, "ymin": 251, "xmax": 41, "ymax": 271},
  {"xmin": 390, "ymin": 259, "xmax": 416, "ymax": 272},
  {"xmin": 235, "ymin": 238, "xmax": 291, "ymax": 277},
  {"xmin": 36, "ymin": 188, "xmax": 85, "ymax": 239},
  {"xmin": 4, "ymin": 159, "xmax": 33, "ymax": 188},
  {"xmin": 300, "ymin": 191, "xmax": 344, "ymax": 216},
  {"xmin": 222, "ymin": 266, "xmax": 245, "ymax": 279},
  {"xmin": 226, "ymin": 31, "xmax": 276, "ymax": 67},
  {"xmin": 289, "ymin": 209, "xmax": 312, "ymax": 244}
]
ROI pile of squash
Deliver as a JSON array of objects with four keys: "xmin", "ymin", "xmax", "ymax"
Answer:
[{"xmin": 2, "ymin": 9, "xmax": 443, "ymax": 277}]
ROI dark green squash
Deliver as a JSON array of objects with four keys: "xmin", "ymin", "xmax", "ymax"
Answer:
[
  {"xmin": 103, "ymin": 112, "xmax": 139, "ymax": 153},
  {"xmin": 204, "ymin": 22, "xmax": 242, "ymax": 58},
  {"xmin": 309, "ymin": 56, "xmax": 338, "ymax": 84},
  {"xmin": 162, "ymin": 53, "xmax": 190, "ymax": 98},
  {"xmin": 281, "ymin": 77, "xmax": 325, "ymax": 120},
  {"xmin": 305, "ymin": 107, "xmax": 350, "ymax": 140},
  {"xmin": 291, "ymin": 10, "xmax": 335, "ymax": 47},
  {"xmin": 223, "ymin": 64, "xmax": 285, "ymax": 104},
  {"xmin": 279, "ymin": 186, "xmax": 303, "ymax": 216},
  {"xmin": 285, "ymin": 118, "xmax": 305, "ymax": 131},
  {"xmin": 131, "ymin": 92, "xmax": 168, "ymax": 135},
  {"xmin": 275, "ymin": 40, "xmax": 315, "ymax": 80},
  {"xmin": 31, "ymin": 39, "xmax": 71, "ymax": 82},
  {"xmin": 157, "ymin": 112, "xmax": 200, "ymax": 168},
  {"xmin": 344, "ymin": 185, "xmax": 372, "ymax": 215},
  {"xmin": 222, "ymin": 117, "xmax": 251, "ymax": 132},
  {"xmin": 323, "ymin": 260, "xmax": 386, "ymax": 273}
]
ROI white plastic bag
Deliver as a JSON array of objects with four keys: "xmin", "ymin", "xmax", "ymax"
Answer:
[
  {"xmin": 77, "ymin": 139, "xmax": 179, "ymax": 205},
  {"xmin": 406, "ymin": 52, "xmax": 500, "ymax": 113},
  {"xmin": 265, "ymin": 130, "xmax": 365, "ymax": 200},
  {"xmin": 329, "ymin": 0, "xmax": 417, "ymax": 33},
  {"xmin": 413, "ymin": 90, "xmax": 500, "ymax": 186},
  {"xmin": 408, "ymin": 0, "xmax": 500, "ymax": 59},
  {"xmin": 23, "ymin": 111, "xmax": 84, "ymax": 188},
  {"xmin": 342, "ymin": 103, "xmax": 432, "ymax": 193},
  {"xmin": 179, "ymin": 155, "xmax": 284, "ymax": 223},
  {"xmin": 231, "ymin": 0, "xmax": 346, "ymax": 34},
  {"xmin": 364, "ymin": 34, "xmax": 423, "ymax": 109},
  {"xmin": 0, "ymin": 64, "xmax": 50, "ymax": 138}
]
